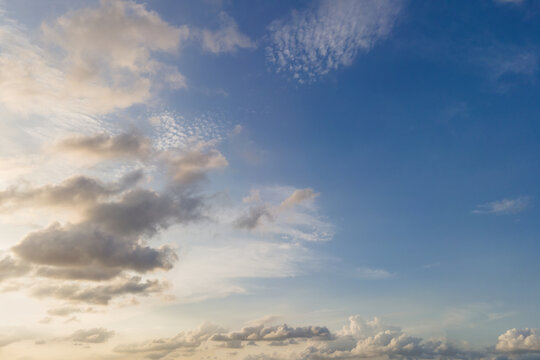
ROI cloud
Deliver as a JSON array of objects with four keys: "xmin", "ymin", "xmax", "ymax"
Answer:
[
  {"xmin": 266, "ymin": 0, "xmax": 402, "ymax": 82},
  {"xmin": 10, "ymin": 178, "xmax": 207, "ymax": 283},
  {"xmin": 0, "ymin": 255, "xmax": 30, "ymax": 282},
  {"xmin": 280, "ymin": 188, "xmax": 319, "ymax": 209},
  {"xmin": 200, "ymin": 12, "xmax": 255, "ymax": 53},
  {"xmin": 114, "ymin": 323, "xmax": 225, "ymax": 359},
  {"xmin": 32, "ymin": 276, "xmax": 167, "ymax": 305},
  {"xmin": 162, "ymin": 141, "xmax": 228, "ymax": 184},
  {"xmin": 210, "ymin": 324, "xmax": 332, "ymax": 342},
  {"xmin": 297, "ymin": 316, "xmax": 483, "ymax": 360},
  {"xmin": 0, "ymin": 0, "xmax": 187, "ymax": 121},
  {"xmin": 57, "ymin": 132, "xmax": 152, "ymax": 160},
  {"xmin": 68, "ymin": 328, "xmax": 115, "ymax": 344},
  {"xmin": 472, "ymin": 196, "xmax": 530, "ymax": 214},
  {"xmin": 47, "ymin": 306, "xmax": 95, "ymax": 317},
  {"xmin": 0, "ymin": 170, "xmax": 144, "ymax": 210},
  {"xmin": 356, "ymin": 267, "xmax": 394, "ymax": 280},
  {"xmin": 243, "ymin": 189, "xmax": 261, "ymax": 204},
  {"xmin": 13, "ymin": 221, "xmax": 177, "ymax": 275},
  {"xmin": 41, "ymin": 0, "xmax": 188, "ymax": 105},
  {"xmin": 35, "ymin": 266, "xmax": 124, "ymax": 282},
  {"xmin": 488, "ymin": 51, "xmax": 537, "ymax": 80},
  {"xmin": 234, "ymin": 205, "xmax": 273, "ymax": 229},
  {"xmin": 496, "ymin": 328, "xmax": 540, "ymax": 353}
]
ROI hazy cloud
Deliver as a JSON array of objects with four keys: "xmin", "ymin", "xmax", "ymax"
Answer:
[
  {"xmin": 114, "ymin": 323, "xmax": 225, "ymax": 359},
  {"xmin": 356, "ymin": 267, "xmax": 394, "ymax": 280},
  {"xmin": 47, "ymin": 306, "xmax": 95, "ymax": 317},
  {"xmin": 0, "ymin": 255, "xmax": 30, "ymax": 282},
  {"xmin": 162, "ymin": 142, "xmax": 228, "ymax": 184},
  {"xmin": 68, "ymin": 328, "xmax": 115, "ymax": 344},
  {"xmin": 472, "ymin": 196, "xmax": 530, "ymax": 214},
  {"xmin": 200, "ymin": 12, "xmax": 255, "ymax": 54},
  {"xmin": 0, "ymin": 0, "xmax": 187, "ymax": 120},
  {"xmin": 234, "ymin": 205, "xmax": 273, "ymax": 229},
  {"xmin": 266, "ymin": 0, "xmax": 402, "ymax": 82},
  {"xmin": 280, "ymin": 188, "xmax": 319, "ymax": 209},
  {"xmin": 32, "ymin": 276, "xmax": 167, "ymax": 305}
]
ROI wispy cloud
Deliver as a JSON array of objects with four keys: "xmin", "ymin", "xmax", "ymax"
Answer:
[
  {"xmin": 266, "ymin": 0, "xmax": 402, "ymax": 82},
  {"xmin": 198, "ymin": 12, "xmax": 255, "ymax": 54},
  {"xmin": 472, "ymin": 196, "xmax": 530, "ymax": 214},
  {"xmin": 356, "ymin": 267, "xmax": 394, "ymax": 280}
]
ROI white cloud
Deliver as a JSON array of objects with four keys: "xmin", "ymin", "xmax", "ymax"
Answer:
[
  {"xmin": 472, "ymin": 196, "xmax": 530, "ymax": 214},
  {"xmin": 496, "ymin": 328, "xmax": 540, "ymax": 353},
  {"xmin": 200, "ymin": 12, "xmax": 255, "ymax": 54},
  {"xmin": 280, "ymin": 188, "xmax": 319, "ymax": 209},
  {"xmin": 266, "ymin": 0, "xmax": 402, "ymax": 82},
  {"xmin": 0, "ymin": 0, "xmax": 187, "ymax": 124}
]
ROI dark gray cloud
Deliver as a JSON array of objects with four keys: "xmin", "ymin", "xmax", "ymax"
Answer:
[
  {"xmin": 5, "ymin": 132, "xmax": 228, "ymax": 308},
  {"xmin": 234, "ymin": 205, "xmax": 273, "ymax": 229},
  {"xmin": 13, "ymin": 222, "xmax": 177, "ymax": 274},
  {"xmin": 57, "ymin": 131, "xmax": 152, "ymax": 160},
  {"xmin": 210, "ymin": 324, "xmax": 332, "ymax": 342},
  {"xmin": 12, "ymin": 187, "xmax": 205, "ymax": 281},
  {"xmin": 84, "ymin": 189, "xmax": 203, "ymax": 237},
  {"xmin": 0, "ymin": 170, "xmax": 143, "ymax": 210},
  {"xmin": 68, "ymin": 328, "xmax": 115, "ymax": 343},
  {"xmin": 36, "ymin": 265, "xmax": 123, "ymax": 281},
  {"xmin": 32, "ymin": 276, "xmax": 167, "ymax": 305}
]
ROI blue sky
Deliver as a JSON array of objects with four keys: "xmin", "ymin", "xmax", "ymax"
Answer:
[{"xmin": 0, "ymin": 0, "xmax": 539, "ymax": 359}]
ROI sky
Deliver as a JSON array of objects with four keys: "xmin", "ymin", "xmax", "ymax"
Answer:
[{"xmin": 0, "ymin": 0, "xmax": 539, "ymax": 359}]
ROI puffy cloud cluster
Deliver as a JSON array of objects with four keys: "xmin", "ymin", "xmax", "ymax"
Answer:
[
  {"xmin": 0, "ymin": 131, "xmax": 229, "ymax": 306},
  {"xmin": 211, "ymin": 324, "xmax": 332, "ymax": 342},
  {"xmin": 266, "ymin": 0, "xmax": 402, "ymax": 82},
  {"xmin": 295, "ymin": 316, "xmax": 483, "ymax": 360},
  {"xmin": 496, "ymin": 328, "xmax": 540, "ymax": 354},
  {"xmin": 114, "ymin": 323, "xmax": 225, "ymax": 359}
]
